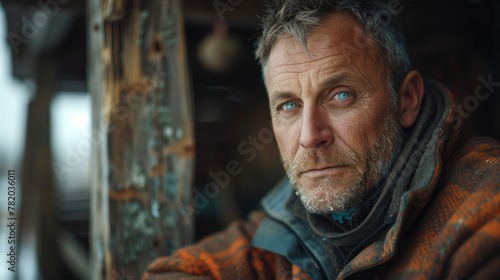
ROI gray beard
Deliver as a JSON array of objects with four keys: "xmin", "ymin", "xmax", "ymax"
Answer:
[{"xmin": 283, "ymin": 110, "xmax": 402, "ymax": 215}]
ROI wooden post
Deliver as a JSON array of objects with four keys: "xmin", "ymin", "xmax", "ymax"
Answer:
[
  {"xmin": 88, "ymin": 0, "xmax": 195, "ymax": 278},
  {"xmin": 19, "ymin": 55, "xmax": 60, "ymax": 280}
]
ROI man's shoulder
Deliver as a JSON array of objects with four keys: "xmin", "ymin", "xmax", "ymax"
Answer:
[
  {"xmin": 434, "ymin": 136, "xmax": 499, "ymax": 214},
  {"xmin": 451, "ymin": 136, "xmax": 499, "ymax": 163},
  {"xmin": 426, "ymin": 134, "xmax": 498, "ymax": 223},
  {"xmin": 409, "ymin": 135, "xmax": 499, "ymax": 241},
  {"xmin": 384, "ymin": 136, "xmax": 500, "ymax": 279},
  {"xmin": 443, "ymin": 136, "xmax": 499, "ymax": 193}
]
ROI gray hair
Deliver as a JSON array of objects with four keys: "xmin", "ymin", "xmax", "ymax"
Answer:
[{"xmin": 255, "ymin": 0, "xmax": 412, "ymax": 106}]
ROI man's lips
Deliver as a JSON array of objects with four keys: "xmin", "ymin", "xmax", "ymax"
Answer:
[{"xmin": 300, "ymin": 166, "xmax": 347, "ymax": 178}]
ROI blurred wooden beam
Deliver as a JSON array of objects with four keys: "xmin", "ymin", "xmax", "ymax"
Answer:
[{"xmin": 20, "ymin": 55, "xmax": 60, "ymax": 280}]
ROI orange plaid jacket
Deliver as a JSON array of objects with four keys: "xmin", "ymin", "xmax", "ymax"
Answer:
[{"xmin": 143, "ymin": 82, "xmax": 500, "ymax": 279}]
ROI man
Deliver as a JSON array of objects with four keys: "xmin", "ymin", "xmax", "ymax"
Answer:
[{"xmin": 143, "ymin": 0, "xmax": 500, "ymax": 279}]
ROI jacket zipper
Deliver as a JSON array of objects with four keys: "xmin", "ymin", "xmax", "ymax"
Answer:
[
  {"xmin": 261, "ymin": 208, "xmax": 328, "ymax": 279},
  {"xmin": 343, "ymin": 217, "xmax": 397, "ymax": 268},
  {"xmin": 295, "ymin": 232, "xmax": 328, "ymax": 279}
]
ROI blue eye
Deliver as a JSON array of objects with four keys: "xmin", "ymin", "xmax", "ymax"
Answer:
[
  {"xmin": 336, "ymin": 92, "xmax": 351, "ymax": 100},
  {"xmin": 283, "ymin": 101, "xmax": 298, "ymax": 110}
]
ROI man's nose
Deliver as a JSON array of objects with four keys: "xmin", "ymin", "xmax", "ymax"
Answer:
[{"xmin": 298, "ymin": 107, "xmax": 334, "ymax": 148}]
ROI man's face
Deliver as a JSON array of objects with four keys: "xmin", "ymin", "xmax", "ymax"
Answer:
[{"xmin": 265, "ymin": 14, "xmax": 402, "ymax": 214}]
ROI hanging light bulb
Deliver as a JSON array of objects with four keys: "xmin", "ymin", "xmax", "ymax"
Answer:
[{"xmin": 197, "ymin": 22, "xmax": 241, "ymax": 74}]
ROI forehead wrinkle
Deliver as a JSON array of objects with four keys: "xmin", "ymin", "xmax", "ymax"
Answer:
[
  {"xmin": 273, "ymin": 46, "xmax": 352, "ymax": 67},
  {"xmin": 271, "ymin": 63, "xmax": 351, "ymax": 95},
  {"xmin": 269, "ymin": 51, "xmax": 351, "ymax": 82},
  {"xmin": 318, "ymin": 65, "xmax": 348, "ymax": 83},
  {"xmin": 270, "ymin": 76, "xmax": 300, "ymax": 94},
  {"xmin": 269, "ymin": 30, "xmax": 359, "ymax": 66},
  {"xmin": 268, "ymin": 57, "xmax": 354, "ymax": 98}
]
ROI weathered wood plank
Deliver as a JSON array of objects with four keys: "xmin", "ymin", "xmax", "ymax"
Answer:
[
  {"xmin": 89, "ymin": 0, "xmax": 195, "ymax": 278},
  {"xmin": 103, "ymin": 0, "xmax": 126, "ymax": 21}
]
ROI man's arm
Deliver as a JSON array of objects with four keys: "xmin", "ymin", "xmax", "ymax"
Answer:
[{"xmin": 142, "ymin": 211, "xmax": 278, "ymax": 279}]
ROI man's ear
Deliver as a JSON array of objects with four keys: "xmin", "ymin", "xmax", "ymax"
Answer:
[{"xmin": 398, "ymin": 70, "xmax": 424, "ymax": 128}]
